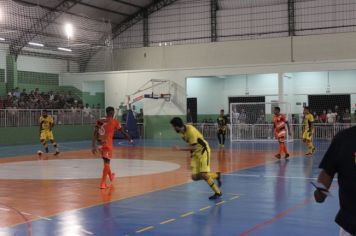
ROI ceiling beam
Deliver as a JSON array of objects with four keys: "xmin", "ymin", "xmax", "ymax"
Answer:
[
  {"xmin": 112, "ymin": 0, "xmax": 142, "ymax": 9},
  {"xmin": 80, "ymin": 0, "xmax": 179, "ymax": 72},
  {"xmin": 77, "ymin": 2, "xmax": 130, "ymax": 17},
  {"xmin": 10, "ymin": 0, "xmax": 82, "ymax": 58},
  {"xmin": 12, "ymin": 0, "xmax": 115, "ymax": 26},
  {"xmin": 111, "ymin": 0, "xmax": 179, "ymax": 39}
]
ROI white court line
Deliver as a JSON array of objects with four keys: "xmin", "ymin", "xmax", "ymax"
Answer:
[
  {"xmin": 224, "ymin": 174, "xmax": 261, "ymax": 178},
  {"xmin": 20, "ymin": 211, "xmax": 32, "ymax": 216},
  {"xmin": 81, "ymin": 229, "xmax": 94, "ymax": 235},
  {"xmin": 170, "ymin": 189, "xmax": 240, "ymax": 196},
  {"xmin": 224, "ymin": 173, "xmax": 320, "ymax": 180},
  {"xmin": 36, "ymin": 216, "xmax": 52, "ymax": 221},
  {"xmin": 0, "ymin": 207, "xmax": 10, "ymax": 211},
  {"xmin": 263, "ymin": 175, "xmax": 318, "ymax": 180}
]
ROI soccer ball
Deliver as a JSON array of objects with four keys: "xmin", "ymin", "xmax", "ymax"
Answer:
[{"xmin": 37, "ymin": 150, "xmax": 43, "ymax": 156}]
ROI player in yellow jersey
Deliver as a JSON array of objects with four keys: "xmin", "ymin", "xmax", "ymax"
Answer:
[
  {"xmin": 38, "ymin": 110, "xmax": 59, "ymax": 156},
  {"xmin": 217, "ymin": 109, "xmax": 228, "ymax": 148},
  {"xmin": 170, "ymin": 117, "xmax": 222, "ymax": 200},
  {"xmin": 302, "ymin": 106, "xmax": 315, "ymax": 156}
]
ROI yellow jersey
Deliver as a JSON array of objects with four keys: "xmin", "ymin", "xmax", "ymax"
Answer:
[
  {"xmin": 181, "ymin": 124, "xmax": 210, "ymax": 156},
  {"xmin": 39, "ymin": 115, "xmax": 54, "ymax": 131},
  {"xmin": 303, "ymin": 113, "xmax": 314, "ymax": 132}
]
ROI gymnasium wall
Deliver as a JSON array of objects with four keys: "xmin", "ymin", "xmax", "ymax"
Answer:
[
  {"xmin": 60, "ymin": 70, "xmax": 187, "ymax": 139},
  {"xmin": 188, "ymin": 70, "xmax": 356, "ymax": 117},
  {"xmin": 60, "ymin": 59, "xmax": 356, "ymax": 138},
  {"xmin": 115, "ymin": 32, "xmax": 356, "ymax": 71},
  {"xmin": 0, "ymin": 125, "xmax": 93, "ymax": 145},
  {"xmin": 0, "ymin": 50, "xmax": 103, "ymax": 106}
]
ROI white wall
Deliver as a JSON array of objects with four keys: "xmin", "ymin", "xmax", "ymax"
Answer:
[
  {"xmin": 115, "ymin": 37, "xmax": 292, "ymax": 70},
  {"xmin": 0, "ymin": 44, "xmax": 7, "ymax": 69},
  {"xmin": 17, "ymin": 55, "xmax": 78, "ymax": 74},
  {"xmin": 60, "ymin": 69, "xmax": 187, "ymax": 113},
  {"xmin": 188, "ymin": 74, "xmax": 279, "ymax": 114},
  {"xmin": 115, "ymin": 32, "xmax": 356, "ymax": 71},
  {"xmin": 82, "ymin": 81, "xmax": 104, "ymax": 94},
  {"xmin": 60, "ymin": 60, "xmax": 356, "ymax": 116},
  {"xmin": 187, "ymin": 70, "xmax": 356, "ymax": 115},
  {"xmin": 143, "ymin": 99, "xmax": 182, "ymax": 115},
  {"xmin": 187, "ymin": 77, "xmax": 224, "ymax": 114}
]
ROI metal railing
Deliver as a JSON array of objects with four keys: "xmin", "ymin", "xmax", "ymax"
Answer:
[
  {"xmin": 0, "ymin": 109, "xmax": 105, "ymax": 127},
  {"xmin": 192, "ymin": 123, "xmax": 356, "ymax": 141}
]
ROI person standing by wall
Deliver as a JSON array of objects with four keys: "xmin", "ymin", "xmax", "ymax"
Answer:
[{"xmin": 217, "ymin": 109, "xmax": 228, "ymax": 148}]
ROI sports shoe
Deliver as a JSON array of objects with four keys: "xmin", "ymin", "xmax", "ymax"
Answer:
[
  {"xmin": 54, "ymin": 151, "xmax": 60, "ymax": 156},
  {"xmin": 99, "ymin": 183, "xmax": 108, "ymax": 189},
  {"xmin": 274, "ymin": 154, "xmax": 281, "ymax": 159},
  {"xmin": 209, "ymin": 192, "xmax": 222, "ymax": 200},
  {"xmin": 284, "ymin": 153, "xmax": 290, "ymax": 159},
  {"xmin": 216, "ymin": 172, "xmax": 222, "ymax": 187},
  {"xmin": 305, "ymin": 152, "xmax": 313, "ymax": 157}
]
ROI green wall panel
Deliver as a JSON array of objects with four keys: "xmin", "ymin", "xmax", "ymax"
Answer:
[
  {"xmin": 0, "ymin": 82, "xmax": 6, "ymax": 96},
  {"xmin": 0, "ymin": 125, "xmax": 93, "ymax": 145},
  {"xmin": 18, "ymin": 71, "xmax": 58, "ymax": 85},
  {"xmin": 0, "ymin": 69, "xmax": 4, "ymax": 83},
  {"xmin": 197, "ymin": 114, "xmax": 219, "ymax": 123},
  {"xmin": 6, "ymin": 55, "xmax": 17, "ymax": 91},
  {"xmin": 144, "ymin": 115, "xmax": 184, "ymax": 139},
  {"xmin": 18, "ymin": 83, "xmax": 59, "ymax": 93},
  {"xmin": 82, "ymin": 92, "xmax": 105, "ymax": 108}
]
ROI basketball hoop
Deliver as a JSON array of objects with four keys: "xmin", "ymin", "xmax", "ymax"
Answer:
[{"xmin": 161, "ymin": 94, "xmax": 171, "ymax": 102}]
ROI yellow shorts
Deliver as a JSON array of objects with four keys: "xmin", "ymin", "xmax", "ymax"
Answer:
[
  {"xmin": 191, "ymin": 150, "xmax": 211, "ymax": 175},
  {"xmin": 40, "ymin": 130, "xmax": 54, "ymax": 141},
  {"xmin": 302, "ymin": 130, "xmax": 312, "ymax": 142}
]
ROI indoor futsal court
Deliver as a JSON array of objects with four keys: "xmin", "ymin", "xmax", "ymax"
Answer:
[
  {"xmin": 1, "ymin": 0, "xmax": 356, "ymax": 236},
  {"xmin": 0, "ymin": 139, "xmax": 342, "ymax": 235}
]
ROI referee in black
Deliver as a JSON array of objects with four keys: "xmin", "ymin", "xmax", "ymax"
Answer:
[{"xmin": 314, "ymin": 126, "xmax": 356, "ymax": 236}]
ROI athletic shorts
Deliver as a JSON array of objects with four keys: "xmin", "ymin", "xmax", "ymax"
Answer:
[
  {"xmin": 275, "ymin": 130, "xmax": 286, "ymax": 143},
  {"xmin": 303, "ymin": 130, "xmax": 312, "ymax": 142},
  {"xmin": 98, "ymin": 146, "xmax": 113, "ymax": 159},
  {"xmin": 191, "ymin": 150, "xmax": 210, "ymax": 175},
  {"xmin": 40, "ymin": 130, "xmax": 54, "ymax": 141}
]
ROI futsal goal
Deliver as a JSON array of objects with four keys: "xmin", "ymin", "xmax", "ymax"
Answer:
[{"xmin": 230, "ymin": 102, "xmax": 293, "ymax": 142}]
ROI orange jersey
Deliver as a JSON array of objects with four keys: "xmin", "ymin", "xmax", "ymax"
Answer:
[
  {"xmin": 95, "ymin": 117, "xmax": 121, "ymax": 150},
  {"xmin": 273, "ymin": 114, "xmax": 287, "ymax": 133}
]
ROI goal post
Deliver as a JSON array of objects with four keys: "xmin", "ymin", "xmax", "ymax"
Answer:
[{"xmin": 230, "ymin": 102, "xmax": 293, "ymax": 142}]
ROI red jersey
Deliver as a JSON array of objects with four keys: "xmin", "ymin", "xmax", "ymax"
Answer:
[
  {"xmin": 273, "ymin": 114, "xmax": 287, "ymax": 133},
  {"xmin": 95, "ymin": 117, "xmax": 121, "ymax": 150}
]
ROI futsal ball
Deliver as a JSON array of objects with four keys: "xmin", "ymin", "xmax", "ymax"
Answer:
[{"xmin": 37, "ymin": 150, "xmax": 43, "ymax": 156}]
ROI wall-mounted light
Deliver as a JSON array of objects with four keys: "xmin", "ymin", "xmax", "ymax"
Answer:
[
  {"xmin": 64, "ymin": 23, "xmax": 73, "ymax": 39},
  {"xmin": 58, "ymin": 47, "xmax": 72, "ymax": 52},
  {"xmin": 29, "ymin": 42, "xmax": 44, "ymax": 47}
]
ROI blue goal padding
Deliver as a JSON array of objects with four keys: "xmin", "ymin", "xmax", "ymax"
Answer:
[{"xmin": 114, "ymin": 110, "xmax": 139, "ymax": 139}]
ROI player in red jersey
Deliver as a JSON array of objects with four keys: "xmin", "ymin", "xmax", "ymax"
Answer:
[
  {"xmin": 92, "ymin": 106, "xmax": 133, "ymax": 189},
  {"xmin": 273, "ymin": 107, "xmax": 291, "ymax": 159}
]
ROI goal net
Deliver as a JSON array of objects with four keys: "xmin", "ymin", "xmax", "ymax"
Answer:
[{"xmin": 230, "ymin": 102, "xmax": 293, "ymax": 142}]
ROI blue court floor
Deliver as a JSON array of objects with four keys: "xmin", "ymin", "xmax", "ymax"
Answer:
[{"xmin": 0, "ymin": 139, "xmax": 340, "ymax": 236}]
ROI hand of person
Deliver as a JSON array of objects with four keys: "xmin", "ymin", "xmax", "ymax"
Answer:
[
  {"xmin": 91, "ymin": 146, "xmax": 97, "ymax": 155},
  {"xmin": 314, "ymin": 189, "xmax": 327, "ymax": 203}
]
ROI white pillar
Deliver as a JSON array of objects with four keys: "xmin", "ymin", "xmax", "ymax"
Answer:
[{"xmin": 278, "ymin": 72, "xmax": 284, "ymax": 103}]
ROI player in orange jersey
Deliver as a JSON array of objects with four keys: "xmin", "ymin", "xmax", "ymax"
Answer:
[
  {"xmin": 92, "ymin": 106, "xmax": 133, "ymax": 189},
  {"xmin": 273, "ymin": 107, "xmax": 291, "ymax": 159}
]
